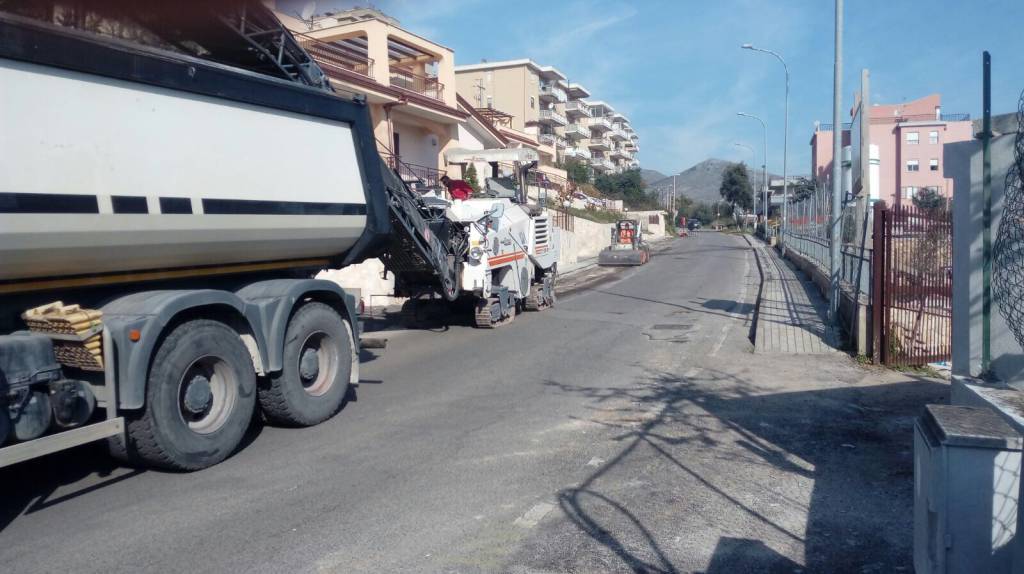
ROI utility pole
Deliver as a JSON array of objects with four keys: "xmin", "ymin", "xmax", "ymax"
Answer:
[
  {"xmin": 672, "ymin": 175, "xmax": 677, "ymax": 220},
  {"xmin": 829, "ymin": 0, "xmax": 843, "ymax": 323}
]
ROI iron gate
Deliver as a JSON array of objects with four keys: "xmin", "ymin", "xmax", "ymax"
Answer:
[{"xmin": 872, "ymin": 201, "xmax": 953, "ymax": 365}]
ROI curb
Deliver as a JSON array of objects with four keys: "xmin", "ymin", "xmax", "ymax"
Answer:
[{"xmin": 741, "ymin": 234, "xmax": 767, "ymax": 352}]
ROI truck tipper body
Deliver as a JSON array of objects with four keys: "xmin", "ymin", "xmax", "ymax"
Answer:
[{"xmin": 0, "ymin": 1, "xmax": 460, "ymax": 470}]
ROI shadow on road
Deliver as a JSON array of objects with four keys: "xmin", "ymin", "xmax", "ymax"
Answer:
[
  {"xmin": 0, "ymin": 442, "xmax": 144, "ymax": 533},
  {"xmin": 519, "ymin": 367, "xmax": 948, "ymax": 572}
]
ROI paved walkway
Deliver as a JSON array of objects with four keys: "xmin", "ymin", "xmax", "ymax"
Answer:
[{"xmin": 753, "ymin": 241, "xmax": 842, "ymax": 354}]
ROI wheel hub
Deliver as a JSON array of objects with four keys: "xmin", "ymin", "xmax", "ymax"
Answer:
[
  {"xmin": 182, "ymin": 375, "xmax": 213, "ymax": 415},
  {"xmin": 299, "ymin": 347, "xmax": 320, "ymax": 381}
]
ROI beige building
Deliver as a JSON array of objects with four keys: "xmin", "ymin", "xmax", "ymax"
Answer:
[
  {"xmin": 456, "ymin": 60, "xmax": 639, "ymax": 179},
  {"xmin": 275, "ymin": 7, "xmax": 466, "ymax": 187}
]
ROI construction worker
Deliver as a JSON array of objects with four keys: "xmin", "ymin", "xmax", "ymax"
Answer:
[{"xmin": 440, "ymin": 175, "xmax": 473, "ymax": 201}]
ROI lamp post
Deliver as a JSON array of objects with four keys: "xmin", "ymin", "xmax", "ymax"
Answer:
[
  {"xmin": 742, "ymin": 43, "xmax": 789, "ymax": 254},
  {"xmin": 737, "ymin": 113, "xmax": 768, "ymax": 231}
]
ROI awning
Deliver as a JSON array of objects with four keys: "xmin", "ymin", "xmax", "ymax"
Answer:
[{"xmin": 444, "ymin": 147, "xmax": 539, "ymax": 164}]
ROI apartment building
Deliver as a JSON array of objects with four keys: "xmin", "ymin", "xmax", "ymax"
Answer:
[
  {"xmin": 810, "ymin": 94, "xmax": 972, "ymax": 206},
  {"xmin": 275, "ymin": 7, "xmax": 466, "ymax": 186},
  {"xmin": 454, "ymin": 59, "xmax": 569, "ymax": 169},
  {"xmin": 455, "ymin": 59, "xmax": 639, "ymax": 178}
]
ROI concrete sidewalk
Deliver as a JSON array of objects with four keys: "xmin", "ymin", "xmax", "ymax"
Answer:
[{"xmin": 753, "ymin": 240, "xmax": 842, "ymax": 354}]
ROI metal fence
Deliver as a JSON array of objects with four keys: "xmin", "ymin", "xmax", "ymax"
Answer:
[
  {"xmin": 784, "ymin": 186, "xmax": 873, "ymax": 296},
  {"xmin": 872, "ymin": 202, "xmax": 952, "ymax": 365}
]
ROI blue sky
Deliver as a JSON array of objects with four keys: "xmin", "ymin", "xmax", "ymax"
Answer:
[{"xmin": 282, "ymin": 0, "xmax": 1024, "ymax": 177}]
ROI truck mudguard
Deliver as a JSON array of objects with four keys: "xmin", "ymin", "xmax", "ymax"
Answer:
[{"xmin": 234, "ymin": 279, "xmax": 359, "ymax": 374}]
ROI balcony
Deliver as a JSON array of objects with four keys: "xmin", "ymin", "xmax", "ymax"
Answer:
[
  {"xmin": 610, "ymin": 147, "xmax": 628, "ymax": 159},
  {"xmin": 584, "ymin": 117, "xmax": 613, "ymax": 132},
  {"xmin": 564, "ymin": 101, "xmax": 592, "ymax": 119},
  {"xmin": 610, "ymin": 128, "xmax": 628, "ymax": 141},
  {"xmin": 562, "ymin": 123, "xmax": 586, "ymax": 140},
  {"xmin": 538, "ymin": 109, "xmax": 568, "ymax": 126},
  {"xmin": 539, "ymin": 83, "xmax": 567, "ymax": 103},
  {"xmin": 587, "ymin": 137, "xmax": 612, "ymax": 151},
  {"xmin": 591, "ymin": 158, "xmax": 615, "ymax": 172},
  {"xmin": 389, "ymin": 67, "xmax": 444, "ymax": 101}
]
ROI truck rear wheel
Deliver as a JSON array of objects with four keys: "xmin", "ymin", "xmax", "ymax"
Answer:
[
  {"xmin": 258, "ymin": 302, "xmax": 351, "ymax": 427},
  {"xmin": 124, "ymin": 319, "xmax": 256, "ymax": 470}
]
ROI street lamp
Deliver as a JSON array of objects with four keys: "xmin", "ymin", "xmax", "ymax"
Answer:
[
  {"xmin": 742, "ymin": 43, "xmax": 789, "ymax": 253},
  {"xmin": 737, "ymin": 112, "xmax": 768, "ymax": 231}
]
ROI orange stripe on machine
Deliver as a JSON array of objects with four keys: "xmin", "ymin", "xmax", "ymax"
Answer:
[{"xmin": 487, "ymin": 251, "xmax": 527, "ymax": 267}]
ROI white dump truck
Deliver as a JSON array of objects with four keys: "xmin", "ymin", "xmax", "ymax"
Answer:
[{"xmin": 0, "ymin": 1, "xmax": 468, "ymax": 470}]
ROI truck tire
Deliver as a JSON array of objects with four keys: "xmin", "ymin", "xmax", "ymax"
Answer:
[
  {"xmin": 121, "ymin": 319, "xmax": 256, "ymax": 471},
  {"xmin": 258, "ymin": 302, "xmax": 351, "ymax": 427}
]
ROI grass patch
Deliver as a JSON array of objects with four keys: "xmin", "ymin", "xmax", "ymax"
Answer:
[{"xmin": 562, "ymin": 207, "xmax": 622, "ymax": 224}]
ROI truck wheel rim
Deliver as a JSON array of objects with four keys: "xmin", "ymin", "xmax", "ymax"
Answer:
[
  {"xmin": 178, "ymin": 355, "xmax": 238, "ymax": 435},
  {"xmin": 298, "ymin": 331, "xmax": 338, "ymax": 397}
]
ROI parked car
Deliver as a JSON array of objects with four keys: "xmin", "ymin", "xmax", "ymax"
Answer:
[{"xmin": 688, "ymin": 220, "xmax": 702, "ymax": 231}]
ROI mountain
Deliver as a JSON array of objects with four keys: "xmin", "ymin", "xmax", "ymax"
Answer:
[
  {"xmin": 647, "ymin": 158, "xmax": 779, "ymax": 205},
  {"xmin": 639, "ymin": 168, "xmax": 668, "ymax": 185}
]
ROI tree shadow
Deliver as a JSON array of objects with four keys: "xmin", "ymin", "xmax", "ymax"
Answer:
[{"xmin": 524, "ymin": 366, "xmax": 947, "ymax": 572}]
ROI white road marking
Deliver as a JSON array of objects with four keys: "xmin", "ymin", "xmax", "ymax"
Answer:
[
  {"xmin": 586, "ymin": 457, "xmax": 605, "ymax": 467},
  {"xmin": 513, "ymin": 502, "xmax": 555, "ymax": 528}
]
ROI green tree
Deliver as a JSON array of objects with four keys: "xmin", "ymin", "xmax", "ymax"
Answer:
[
  {"xmin": 912, "ymin": 187, "xmax": 948, "ymax": 215},
  {"xmin": 719, "ymin": 162, "xmax": 754, "ymax": 211},
  {"xmin": 594, "ymin": 168, "xmax": 655, "ymax": 209},
  {"xmin": 464, "ymin": 163, "xmax": 481, "ymax": 193},
  {"xmin": 791, "ymin": 177, "xmax": 816, "ymax": 202},
  {"xmin": 564, "ymin": 158, "xmax": 591, "ymax": 185}
]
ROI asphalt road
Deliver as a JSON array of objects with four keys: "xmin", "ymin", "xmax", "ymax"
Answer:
[{"xmin": 0, "ymin": 232, "xmax": 933, "ymax": 572}]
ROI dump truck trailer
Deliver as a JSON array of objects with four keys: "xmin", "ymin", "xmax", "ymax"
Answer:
[{"xmin": 0, "ymin": 1, "xmax": 463, "ymax": 470}]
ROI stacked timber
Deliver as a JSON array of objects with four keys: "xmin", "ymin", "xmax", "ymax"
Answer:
[{"xmin": 22, "ymin": 302, "xmax": 104, "ymax": 371}]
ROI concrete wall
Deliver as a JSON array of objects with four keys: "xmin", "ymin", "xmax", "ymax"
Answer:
[{"xmin": 951, "ymin": 131, "xmax": 1024, "ymax": 385}]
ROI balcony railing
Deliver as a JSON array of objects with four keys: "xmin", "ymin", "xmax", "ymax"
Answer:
[
  {"xmin": 380, "ymin": 152, "xmax": 446, "ymax": 189},
  {"xmin": 610, "ymin": 128, "xmax": 628, "ymax": 140},
  {"xmin": 565, "ymin": 147, "xmax": 591, "ymax": 160},
  {"xmin": 564, "ymin": 101, "xmax": 592, "ymax": 118},
  {"xmin": 539, "ymin": 84, "xmax": 567, "ymax": 102},
  {"xmin": 587, "ymin": 137, "xmax": 611, "ymax": 150},
  {"xmin": 538, "ymin": 109, "xmax": 568, "ymax": 126},
  {"xmin": 584, "ymin": 117, "xmax": 612, "ymax": 131},
  {"xmin": 538, "ymin": 133, "xmax": 556, "ymax": 147},
  {"xmin": 818, "ymin": 113, "xmax": 970, "ymax": 132},
  {"xmin": 295, "ymin": 33, "xmax": 374, "ymax": 80},
  {"xmin": 563, "ymin": 124, "xmax": 586, "ymax": 139},
  {"xmin": 389, "ymin": 67, "xmax": 444, "ymax": 101}
]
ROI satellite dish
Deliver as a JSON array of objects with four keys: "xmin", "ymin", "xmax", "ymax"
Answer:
[{"xmin": 300, "ymin": 1, "xmax": 317, "ymax": 21}]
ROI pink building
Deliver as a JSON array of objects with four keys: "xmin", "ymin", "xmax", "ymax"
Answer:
[{"xmin": 810, "ymin": 94, "xmax": 973, "ymax": 206}]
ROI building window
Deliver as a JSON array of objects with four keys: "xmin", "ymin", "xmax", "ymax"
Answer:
[
  {"xmin": 906, "ymin": 132, "xmax": 919, "ymax": 145},
  {"xmin": 929, "ymin": 130, "xmax": 939, "ymax": 144},
  {"xmin": 904, "ymin": 186, "xmax": 918, "ymax": 199},
  {"xmin": 907, "ymin": 159, "xmax": 919, "ymax": 172},
  {"xmin": 529, "ymin": 96, "xmax": 535, "ymax": 109},
  {"xmin": 929, "ymin": 158, "xmax": 939, "ymax": 171}
]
